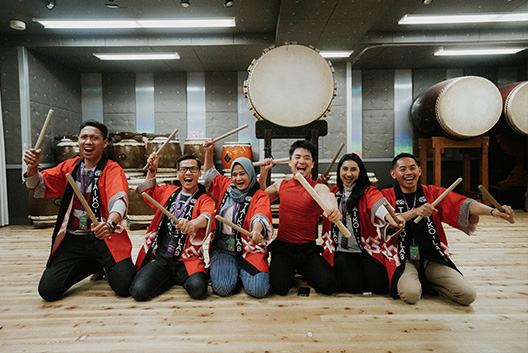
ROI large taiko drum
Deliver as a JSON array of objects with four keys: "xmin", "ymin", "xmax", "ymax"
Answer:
[
  {"xmin": 183, "ymin": 138, "xmax": 206, "ymax": 167},
  {"xmin": 221, "ymin": 142, "xmax": 252, "ymax": 170},
  {"xmin": 56, "ymin": 136, "xmax": 81, "ymax": 163},
  {"xmin": 111, "ymin": 133, "xmax": 146, "ymax": 170},
  {"xmin": 411, "ymin": 76, "xmax": 503, "ymax": 139},
  {"xmin": 28, "ymin": 190, "xmax": 61, "ymax": 228},
  {"xmin": 146, "ymin": 135, "xmax": 182, "ymax": 169},
  {"xmin": 244, "ymin": 43, "xmax": 337, "ymax": 127},
  {"xmin": 499, "ymin": 81, "xmax": 528, "ymax": 135}
]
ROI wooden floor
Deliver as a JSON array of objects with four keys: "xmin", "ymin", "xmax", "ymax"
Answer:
[{"xmin": 1, "ymin": 212, "xmax": 527, "ymax": 353}]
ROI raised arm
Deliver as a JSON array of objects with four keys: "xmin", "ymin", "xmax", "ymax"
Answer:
[
  {"xmin": 204, "ymin": 138, "xmax": 215, "ymax": 172},
  {"xmin": 314, "ymin": 183, "xmax": 341, "ymax": 222}
]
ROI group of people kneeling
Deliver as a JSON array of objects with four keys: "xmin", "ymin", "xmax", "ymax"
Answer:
[{"xmin": 23, "ymin": 121, "xmax": 515, "ymax": 306}]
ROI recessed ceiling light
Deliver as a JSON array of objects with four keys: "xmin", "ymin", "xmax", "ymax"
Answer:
[
  {"xmin": 434, "ymin": 48, "xmax": 525, "ymax": 56},
  {"xmin": 93, "ymin": 53, "xmax": 180, "ymax": 60},
  {"xmin": 399, "ymin": 13, "xmax": 528, "ymax": 25},
  {"xmin": 34, "ymin": 18, "xmax": 236, "ymax": 29},
  {"xmin": 320, "ymin": 51, "xmax": 353, "ymax": 58}
]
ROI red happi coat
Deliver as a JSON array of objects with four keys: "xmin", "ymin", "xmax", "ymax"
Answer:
[
  {"xmin": 135, "ymin": 182, "xmax": 215, "ymax": 276},
  {"xmin": 41, "ymin": 156, "xmax": 132, "ymax": 263},
  {"xmin": 381, "ymin": 184, "xmax": 473, "ymax": 298},
  {"xmin": 322, "ymin": 186, "xmax": 387, "ymax": 267},
  {"xmin": 208, "ymin": 174, "xmax": 272, "ymax": 273}
]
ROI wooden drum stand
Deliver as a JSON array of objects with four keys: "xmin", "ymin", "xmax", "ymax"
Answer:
[
  {"xmin": 255, "ymin": 120, "xmax": 328, "ymax": 181},
  {"xmin": 419, "ymin": 136, "xmax": 489, "ymax": 197}
]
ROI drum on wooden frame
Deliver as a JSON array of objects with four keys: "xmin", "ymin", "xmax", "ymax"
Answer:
[
  {"xmin": 410, "ymin": 76, "xmax": 502, "ymax": 139},
  {"xmin": 221, "ymin": 142, "xmax": 252, "ymax": 170},
  {"xmin": 111, "ymin": 134, "xmax": 146, "ymax": 170},
  {"xmin": 183, "ymin": 138, "xmax": 207, "ymax": 167},
  {"xmin": 146, "ymin": 135, "xmax": 182, "ymax": 169},
  {"xmin": 244, "ymin": 43, "xmax": 337, "ymax": 127},
  {"xmin": 499, "ymin": 81, "xmax": 528, "ymax": 136}
]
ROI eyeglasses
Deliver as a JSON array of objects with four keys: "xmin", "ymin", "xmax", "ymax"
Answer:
[{"xmin": 178, "ymin": 166, "xmax": 200, "ymax": 173}]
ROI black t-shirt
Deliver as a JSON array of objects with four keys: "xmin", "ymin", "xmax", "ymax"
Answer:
[
  {"xmin": 157, "ymin": 192, "xmax": 191, "ymax": 260},
  {"xmin": 403, "ymin": 192, "xmax": 444, "ymax": 263}
]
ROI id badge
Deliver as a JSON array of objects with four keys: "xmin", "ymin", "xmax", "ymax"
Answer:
[
  {"xmin": 410, "ymin": 245, "xmax": 420, "ymax": 260},
  {"xmin": 227, "ymin": 237, "xmax": 236, "ymax": 252},
  {"xmin": 166, "ymin": 241, "xmax": 176, "ymax": 258},
  {"xmin": 79, "ymin": 214, "xmax": 88, "ymax": 230}
]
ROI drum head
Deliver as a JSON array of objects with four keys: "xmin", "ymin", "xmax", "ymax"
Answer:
[
  {"xmin": 504, "ymin": 81, "xmax": 528, "ymax": 135},
  {"xmin": 436, "ymin": 76, "xmax": 502, "ymax": 138},
  {"xmin": 246, "ymin": 44, "xmax": 335, "ymax": 127}
]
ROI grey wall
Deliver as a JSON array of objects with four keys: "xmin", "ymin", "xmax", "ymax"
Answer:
[{"xmin": 1, "ymin": 47, "xmax": 526, "ymax": 224}]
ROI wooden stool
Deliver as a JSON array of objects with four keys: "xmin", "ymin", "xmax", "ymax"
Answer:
[{"xmin": 419, "ymin": 136, "xmax": 489, "ymax": 194}]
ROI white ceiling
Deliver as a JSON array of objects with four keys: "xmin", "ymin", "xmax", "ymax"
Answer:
[{"xmin": 1, "ymin": 0, "xmax": 527, "ymax": 72}]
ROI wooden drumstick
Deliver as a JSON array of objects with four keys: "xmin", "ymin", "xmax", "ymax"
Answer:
[
  {"xmin": 478, "ymin": 185, "xmax": 515, "ymax": 224},
  {"xmin": 212, "ymin": 124, "xmax": 249, "ymax": 143},
  {"xmin": 28, "ymin": 109, "xmax": 54, "ymax": 168},
  {"xmin": 414, "ymin": 177, "xmax": 463, "ymax": 224},
  {"xmin": 223, "ymin": 157, "xmax": 290, "ymax": 172},
  {"xmin": 215, "ymin": 215, "xmax": 252, "ymax": 238},
  {"xmin": 65, "ymin": 173, "xmax": 99, "ymax": 226},
  {"xmin": 142, "ymin": 127, "xmax": 178, "ymax": 171},
  {"xmin": 294, "ymin": 173, "xmax": 351, "ymax": 238},
  {"xmin": 141, "ymin": 192, "xmax": 195, "ymax": 236},
  {"xmin": 322, "ymin": 143, "xmax": 345, "ymax": 178},
  {"xmin": 252, "ymin": 157, "xmax": 290, "ymax": 167},
  {"xmin": 384, "ymin": 203, "xmax": 404, "ymax": 228},
  {"xmin": 34, "ymin": 109, "xmax": 54, "ymax": 151}
]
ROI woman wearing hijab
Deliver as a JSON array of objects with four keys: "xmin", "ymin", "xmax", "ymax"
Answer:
[
  {"xmin": 320, "ymin": 153, "xmax": 404, "ymax": 295},
  {"xmin": 203, "ymin": 138, "xmax": 273, "ymax": 298}
]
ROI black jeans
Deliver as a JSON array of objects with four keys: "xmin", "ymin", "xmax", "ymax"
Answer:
[
  {"xmin": 38, "ymin": 233, "xmax": 135, "ymax": 301},
  {"xmin": 333, "ymin": 251, "xmax": 389, "ymax": 294},
  {"xmin": 268, "ymin": 239, "xmax": 338, "ymax": 295},
  {"xmin": 130, "ymin": 254, "xmax": 208, "ymax": 301}
]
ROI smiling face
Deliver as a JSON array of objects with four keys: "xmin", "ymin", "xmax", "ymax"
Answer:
[
  {"xmin": 231, "ymin": 164, "xmax": 250, "ymax": 191},
  {"xmin": 390, "ymin": 157, "xmax": 421, "ymax": 193},
  {"xmin": 289, "ymin": 147, "xmax": 314, "ymax": 179},
  {"xmin": 339, "ymin": 160, "xmax": 360, "ymax": 188},
  {"xmin": 177, "ymin": 158, "xmax": 201, "ymax": 193},
  {"xmin": 78, "ymin": 126, "xmax": 108, "ymax": 167}
]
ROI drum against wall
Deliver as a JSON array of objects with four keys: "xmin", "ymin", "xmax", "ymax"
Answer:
[
  {"xmin": 183, "ymin": 138, "xmax": 207, "ymax": 167},
  {"xmin": 146, "ymin": 135, "xmax": 182, "ymax": 169},
  {"xmin": 221, "ymin": 142, "xmax": 252, "ymax": 170},
  {"xmin": 499, "ymin": 81, "xmax": 528, "ymax": 136},
  {"xmin": 244, "ymin": 43, "xmax": 337, "ymax": 127},
  {"xmin": 110, "ymin": 133, "xmax": 146, "ymax": 170},
  {"xmin": 411, "ymin": 76, "xmax": 503, "ymax": 139}
]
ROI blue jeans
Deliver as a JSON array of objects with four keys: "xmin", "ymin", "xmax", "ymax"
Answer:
[
  {"xmin": 209, "ymin": 249, "xmax": 269, "ymax": 298},
  {"xmin": 130, "ymin": 255, "xmax": 208, "ymax": 300}
]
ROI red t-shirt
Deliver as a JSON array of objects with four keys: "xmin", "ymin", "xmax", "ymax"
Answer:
[{"xmin": 277, "ymin": 177, "xmax": 322, "ymax": 244}]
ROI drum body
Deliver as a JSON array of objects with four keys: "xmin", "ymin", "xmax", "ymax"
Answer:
[
  {"xmin": 221, "ymin": 142, "xmax": 252, "ymax": 170},
  {"xmin": 411, "ymin": 76, "xmax": 503, "ymax": 139},
  {"xmin": 127, "ymin": 178, "xmax": 156, "ymax": 216},
  {"xmin": 146, "ymin": 136, "xmax": 182, "ymax": 169},
  {"xmin": 499, "ymin": 81, "xmax": 528, "ymax": 135},
  {"xmin": 56, "ymin": 136, "xmax": 81, "ymax": 163},
  {"xmin": 112, "ymin": 137, "xmax": 146, "ymax": 170},
  {"xmin": 245, "ymin": 44, "xmax": 337, "ymax": 127},
  {"xmin": 28, "ymin": 190, "xmax": 61, "ymax": 228},
  {"xmin": 183, "ymin": 138, "xmax": 206, "ymax": 167}
]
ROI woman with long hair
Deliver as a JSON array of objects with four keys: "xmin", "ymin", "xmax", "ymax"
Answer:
[{"xmin": 321, "ymin": 153, "xmax": 404, "ymax": 294}]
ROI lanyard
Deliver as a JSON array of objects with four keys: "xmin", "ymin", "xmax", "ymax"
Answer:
[
  {"xmin": 403, "ymin": 192, "xmax": 417, "ymax": 211},
  {"xmin": 172, "ymin": 190, "xmax": 197, "ymax": 220},
  {"xmin": 80, "ymin": 162, "xmax": 95, "ymax": 195}
]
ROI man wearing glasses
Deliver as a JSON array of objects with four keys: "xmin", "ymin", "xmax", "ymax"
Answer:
[{"xmin": 130, "ymin": 153, "xmax": 215, "ymax": 300}]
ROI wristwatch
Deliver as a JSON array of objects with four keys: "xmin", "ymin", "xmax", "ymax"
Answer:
[{"xmin": 106, "ymin": 221, "xmax": 117, "ymax": 232}]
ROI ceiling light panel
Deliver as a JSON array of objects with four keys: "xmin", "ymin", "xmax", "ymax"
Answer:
[
  {"xmin": 35, "ymin": 18, "xmax": 236, "ymax": 29},
  {"xmin": 434, "ymin": 48, "xmax": 525, "ymax": 56},
  {"xmin": 399, "ymin": 13, "xmax": 528, "ymax": 25},
  {"xmin": 94, "ymin": 53, "xmax": 180, "ymax": 60}
]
